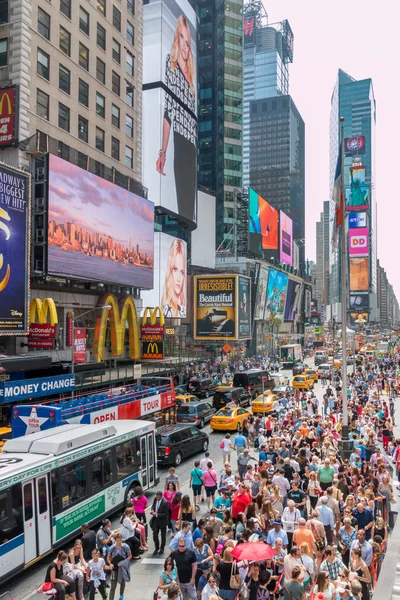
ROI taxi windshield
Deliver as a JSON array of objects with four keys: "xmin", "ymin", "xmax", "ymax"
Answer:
[{"xmin": 216, "ymin": 409, "xmax": 234, "ymax": 417}]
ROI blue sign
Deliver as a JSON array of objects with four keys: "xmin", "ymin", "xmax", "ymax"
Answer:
[
  {"xmin": 12, "ymin": 405, "xmax": 63, "ymax": 437},
  {"xmin": 0, "ymin": 374, "xmax": 76, "ymax": 402},
  {"xmin": 349, "ymin": 212, "xmax": 367, "ymax": 228}
]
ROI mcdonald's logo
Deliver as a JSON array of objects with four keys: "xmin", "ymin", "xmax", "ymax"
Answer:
[
  {"xmin": 0, "ymin": 87, "xmax": 16, "ymax": 147},
  {"xmin": 29, "ymin": 298, "xmax": 58, "ymax": 326},
  {"xmin": 141, "ymin": 306, "xmax": 165, "ymax": 340},
  {"xmin": 141, "ymin": 306, "xmax": 165, "ymax": 327},
  {"xmin": 0, "ymin": 91, "xmax": 12, "ymax": 115},
  {"xmin": 142, "ymin": 340, "xmax": 164, "ymax": 360},
  {"xmin": 92, "ymin": 294, "xmax": 140, "ymax": 362}
]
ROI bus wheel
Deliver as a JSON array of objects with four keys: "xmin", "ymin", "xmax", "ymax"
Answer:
[{"xmin": 125, "ymin": 480, "xmax": 140, "ymax": 505}]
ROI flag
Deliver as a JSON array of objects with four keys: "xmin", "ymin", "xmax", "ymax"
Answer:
[{"xmin": 331, "ymin": 144, "xmax": 343, "ymax": 247}]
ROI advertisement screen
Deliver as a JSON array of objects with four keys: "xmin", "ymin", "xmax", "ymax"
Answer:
[
  {"xmin": 249, "ymin": 188, "xmax": 279, "ymax": 252},
  {"xmin": 237, "ymin": 275, "xmax": 251, "ymax": 339},
  {"xmin": 141, "ymin": 232, "xmax": 187, "ymax": 317},
  {"xmin": 143, "ymin": 0, "xmax": 197, "ymax": 226},
  {"xmin": 349, "ymin": 312, "xmax": 369, "ymax": 325},
  {"xmin": 254, "ymin": 266, "xmax": 269, "ymax": 320},
  {"xmin": 194, "ymin": 275, "xmax": 236, "ymax": 340},
  {"xmin": 349, "ymin": 213, "xmax": 367, "ymax": 228},
  {"xmin": 279, "ymin": 210, "xmax": 293, "ymax": 266},
  {"xmin": 0, "ymin": 163, "xmax": 29, "ymax": 334},
  {"xmin": 345, "ymin": 136, "xmax": 365, "ymax": 156},
  {"xmin": 48, "ymin": 154, "xmax": 154, "ymax": 288},
  {"xmin": 350, "ymin": 294, "xmax": 369, "ymax": 311},
  {"xmin": 304, "ymin": 288, "xmax": 312, "ymax": 319},
  {"xmin": 349, "ymin": 257, "xmax": 369, "ymax": 293},
  {"xmin": 284, "ymin": 279, "xmax": 303, "ymax": 322},
  {"xmin": 346, "ymin": 165, "xmax": 369, "ymax": 212},
  {"xmin": 348, "ymin": 227, "xmax": 369, "ymax": 256},
  {"xmin": 265, "ymin": 269, "xmax": 288, "ymax": 322}
]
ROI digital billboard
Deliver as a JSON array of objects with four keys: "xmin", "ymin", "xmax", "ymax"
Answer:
[
  {"xmin": 47, "ymin": 154, "xmax": 154, "ymax": 288},
  {"xmin": 141, "ymin": 232, "xmax": 187, "ymax": 318},
  {"xmin": 304, "ymin": 288, "xmax": 312, "ymax": 319},
  {"xmin": 345, "ymin": 136, "xmax": 365, "ymax": 156},
  {"xmin": 279, "ymin": 210, "xmax": 293, "ymax": 266},
  {"xmin": 265, "ymin": 269, "xmax": 288, "ymax": 323},
  {"xmin": 194, "ymin": 275, "xmax": 236, "ymax": 340},
  {"xmin": 237, "ymin": 275, "xmax": 251, "ymax": 340},
  {"xmin": 254, "ymin": 265, "xmax": 269, "ymax": 320},
  {"xmin": 284, "ymin": 279, "xmax": 303, "ymax": 322},
  {"xmin": 350, "ymin": 294, "xmax": 369, "ymax": 311},
  {"xmin": 348, "ymin": 227, "xmax": 369, "ymax": 256},
  {"xmin": 349, "ymin": 312, "xmax": 368, "ymax": 325},
  {"xmin": 349, "ymin": 257, "xmax": 369, "ymax": 293},
  {"xmin": 143, "ymin": 0, "xmax": 197, "ymax": 226},
  {"xmin": 0, "ymin": 162, "xmax": 29, "ymax": 334},
  {"xmin": 346, "ymin": 165, "xmax": 369, "ymax": 212},
  {"xmin": 349, "ymin": 213, "xmax": 367, "ymax": 228},
  {"xmin": 249, "ymin": 188, "xmax": 279, "ymax": 253}
]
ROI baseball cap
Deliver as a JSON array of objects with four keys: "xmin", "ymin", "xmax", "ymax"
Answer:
[
  {"xmin": 244, "ymin": 448, "xmax": 249, "ymax": 453},
  {"xmin": 272, "ymin": 518, "xmax": 282, "ymax": 525}
]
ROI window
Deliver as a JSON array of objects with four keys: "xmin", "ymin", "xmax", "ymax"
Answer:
[
  {"xmin": 78, "ymin": 115, "xmax": 88, "ymax": 143},
  {"xmin": 59, "ymin": 462, "xmax": 87, "ymax": 509},
  {"xmin": 95, "ymin": 161, "xmax": 104, "ymax": 177},
  {"xmin": 38, "ymin": 8, "xmax": 50, "ymax": 40},
  {"xmin": 79, "ymin": 43, "xmax": 89, "ymax": 71},
  {"xmin": 38, "ymin": 478, "xmax": 48, "ymax": 515},
  {"xmin": 78, "ymin": 152, "xmax": 88, "ymax": 169},
  {"xmin": 79, "ymin": 7, "xmax": 90, "ymax": 35},
  {"xmin": 127, "ymin": 0, "xmax": 134, "ymax": 16},
  {"xmin": 59, "ymin": 26, "xmax": 71, "ymax": 56},
  {"xmin": 126, "ymin": 52, "xmax": 134, "ymax": 76},
  {"xmin": 23, "ymin": 484, "xmax": 33, "ymax": 521},
  {"xmin": 0, "ymin": 1, "xmax": 8, "ymax": 25},
  {"xmin": 127, "ymin": 21, "xmax": 134, "ymax": 45},
  {"xmin": 112, "ymin": 5, "xmax": 121, "ymax": 31},
  {"xmin": 97, "ymin": 23, "xmax": 106, "ymax": 50},
  {"xmin": 111, "ymin": 104, "xmax": 120, "ymax": 128},
  {"xmin": 36, "ymin": 89, "xmax": 49, "ymax": 120},
  {"xmin": 112, "ymin": 39, "xmax": 121, "ymax": 63},
  {"xmin": 60, "ymin": 0, "xmax": 71, "ymax": 19},
  {"xmin": 116, "ymin": 440, "xmax": 139, "ymax": 480},
  {"xmin": 111, "ymin": 137, "xmax": 120, "ymax": 161},
  {"xmin": 0, "ymin": 38, "xmax": 7, "ymax": 67},
  {"xmin": 57, "ymin": 140, "xmax": 70, "ymax": 160},
  {"xmin": 97, "ymin": 0, "xmax": 106, "ymax": 16},
  {"xmin": 59, "ymin": 64, "xmax": 71, "ymax": 94},
  {"xmin": 96, "ymin": 126, "xmax": 105, "ymax": 152},
  {"xmin": 96, "ymin": 92, "xmax": 105, "ymax": 118},
  {"xmin": 78, "ymin": 79, "xmax": 89, "ymax": 107},
  {"xmin": 112, "ymin": 71, "xmax": 120, "ymax": 95},
  {"xmin": 58, "ymin": 102, "xmax": 70, "ymax": 132},
  {"xmin": 96, "ymin": 57, "xmax": 106, "ymax": 84},
  {"xmin": 37, "ymin": 48, "xmax": 49, "ymax": 80},
  {"xmin": 126, "ymin": 83, "xmax": 134, "ymax": 107},
  {"xmin": 91, "ymin": 450, "xmax": 112, "ymax": 494},
  {"xmin": 125, "ymin": 145, "xmax": 133, "ymax": 169},
  {"xmin": 0, "ymin": 486, "xmax": 23, "ymax": 540},
  {"xmin": 126, "ymin": 114, "xmax": 133, "ymax": 138}
]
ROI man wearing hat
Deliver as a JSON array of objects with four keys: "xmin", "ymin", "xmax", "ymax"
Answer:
[
  {"xmin": 237, "ymin": 448, "xmax": 257, "ymax": 480},
  {"xmin": 266, "ymin": 518, "xmax": 288, "ymax": 549}
]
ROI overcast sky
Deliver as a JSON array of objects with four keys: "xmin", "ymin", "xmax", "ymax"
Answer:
[{"xmin": 262, "ymin": 0, "xmax": 400, "ymax": 299}]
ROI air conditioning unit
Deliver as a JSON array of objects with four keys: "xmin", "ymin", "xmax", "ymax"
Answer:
[
  {"xmin": 35, "ymin": 197, "xmax": 44, "ymax": 210},
  {"xmin": 36, "ymin": 167, "xmax": 45, "ymax": 181},
  {"xmin": 35, "ymin": 228, "xmax": 44, "ymax": 242}
]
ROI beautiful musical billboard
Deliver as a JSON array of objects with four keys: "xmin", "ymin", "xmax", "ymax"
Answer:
[
  {"xmin": 249, "ymin": 188, "xmax": 279, "ymax": 253},
  {"xmin": 194, "ymin": 275, "xmax": 236, "ymax": 341},
  {"xmin": 47, "ymin": 154, "xmax": 154, "ymax": 288},
  {"xmin": 279, "ymin": 210, "xmax": 293, "ymax": 266},
  {"xmin": 0, "ymin": 162, "xmax": 29, "ymax": 334},
  {"xmin": 348, "ymin": 227, "xmax": 369, "ymax": 256},
  {"xmin": 349, "ymin": 257, "xmax": 369, "ymax": 293},
  {"xmin": 264, "ymin": 269, "xmax": 288, "ymax": 323},
  {"xmin": 253, "ymin": 265, "xmax": 269, "ymax": 321}
]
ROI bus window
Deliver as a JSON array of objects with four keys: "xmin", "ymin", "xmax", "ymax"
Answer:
[
  {"xmin": 91, "ymin": 450, "xmax": 113, "ymax": 494},
  {"xmin": 0, "ymin": 486, "xmax": 23, "ymax": 545},
  {"xmin": 59, "ymin": 462, "xmax": 87, "ymax": 509},
  {"xmin": 51, "ymin": 470, "xmax": 60, "ymax": 516},
  {"xmin": 116, "ymin": 440, "xmax": 138, "ymax": 481},
  {"xmin": 38, "ymin": 478, "xmax": 47, "ymax": 515},
  {"xmin": 23, "ymin": 484, "xmax": 33, "ymax": 521},
  {"xmin": 0, "ymin": 490, "xmax": 7, "ymax": 522}
]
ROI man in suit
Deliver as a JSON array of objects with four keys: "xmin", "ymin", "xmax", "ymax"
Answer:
[{"xmin": 150, "ymin": 490, "xmax": 169, "ymax": 555}]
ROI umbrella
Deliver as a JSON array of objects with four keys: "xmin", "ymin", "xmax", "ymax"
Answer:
[{"xmin": 230, "ymin": 542, "xmax": 275, "ymax": 562}]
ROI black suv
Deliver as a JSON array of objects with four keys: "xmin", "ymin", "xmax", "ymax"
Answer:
[
  {"xmin": 187, "ymin": 378, "xmax": 218, "ymax": 398},
  {"xmin": 213, "ymin": 387, "xmax": 251, "ymax": 411},
  {"xmin": 156, "ymin": 424, "xmax": 209, "ymax": 466},
  {"xmin": 176, "ymin": 401, "xmax": 215, "ymax": 428}
]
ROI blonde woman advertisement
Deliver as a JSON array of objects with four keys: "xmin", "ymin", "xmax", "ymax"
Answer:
[{"xmin": 161, "ymin": 238, "xmax": 187, "ymax": 318}]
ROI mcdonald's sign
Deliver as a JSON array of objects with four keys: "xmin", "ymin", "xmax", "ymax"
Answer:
[
  {"xmin": 92, "ymin": 294, "xmax": 140, "ymax": 362},
  {"xmin": 0, "ymin": 87, "xmax": 18, "ymax": 147},
  {"xmin": 142, "ymin": 341, "xmax": 164, "ymax": 360},
  {"xmin": 29, "ymin": 298, "xmax": 58, "ymax": 326},
  {"xmin": 28, "ymin": 298, "xmax": 58, "ymax": 349},
  {"xmin": 141, "ymin": 306, "xmax": 165, "ymax": 340}
]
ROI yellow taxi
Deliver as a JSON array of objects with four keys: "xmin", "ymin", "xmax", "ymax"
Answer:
[
  {"xmin": 333, "ymin": 358, "xmax": 342, "ymax": 368},
  {"xmin": 210, "ymin": 405, "xmax": 251, "ymax": 431},
  {"xmin": 0, "ymin": 427, "xmax": 11, "ymax": 452},
  {"xmin": 291, "ymin": 374, "xmax": 314, "ymax": 390},
  {"xmin": 251, "ymin": 392, "xmax": 275, "ymax": 414},
  {"xmin": 215, "ymin": 384, "xmax": 233, "ymax": 392},
  {"xmin": 175, "ymin": 394, "xmax": 198, "ymax": 406},
  {"xmin": 304, "ymin": 368, "xmax": 318, "ymax": 382}
]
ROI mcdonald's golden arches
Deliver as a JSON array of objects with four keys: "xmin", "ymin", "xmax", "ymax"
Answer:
[
  {"xmin": 29, "ymin": 298, "xmax": 58, "ymax": 326},
  {"xmin": 92, "ymin": 294, "xmax": 140, "ymax": 362}
]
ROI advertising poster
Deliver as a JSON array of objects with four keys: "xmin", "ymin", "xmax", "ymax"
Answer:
[
  {"xmin": 284, "ymin": 279, "xmax": 303, "ymax": 322},
  {"xmin": 349, "ymin": 257, "xmax": 369, "ymax": 292},
  {"xmin": 279, "ymin": 210, "xmax": 293, "ymax": 266},
  {"xmin": 48, "ymin": 154, "xmax": 154, "ymax": 288},
  {"xmin": 0, "ymin": 86, "xmax": 18, "ymax": 147},
  {"xmin": 74, "ymin": 328, "xmax": 87, "ymax": 363},
  {"xmin": 141, "ymin": 232, "xmax": 187, "ymax": 318},
  {"xmin": 346, "ymin": 165, "xmax": 369, "ymax": 211},
  {"xmin": 265, "ymin": 269, "xmax": 288, "ymax": 322},
  {"xmin": 345, "ymin": 136, "xmax": 365, "ymax": 156},
  {"xmin": 254, "ymin": 265, "xmax": 269, "ymax": 320},
  {"xmin": 237, "ymin": 275, "xmax": 251, "ymax": 340},
  {"xmin": 304, "ymin": 288, "xmax": 312, "ymax": 319},
  {"xmin": 348, "ymin": 227, "xmax": 369, "ymax": 256},
  {"xmin": 350, "ymin": 294, "xmax": 369, "ymax": 311},
  {"xmin": 349, "ymin": 213, "xmax": 367, "ymax": 228},
  {"xmin": 143, "ymin": 0, "xmax": 197, "ymax": 226},
  {"xmin": 0, "ymin": 162, "xmax": 29, "ymax": 334},
  {"xmin": 249, "ymin": 188, "xmax": 278, "ymax": 252},
  {"xmin": 194, "ymin": 275, "xmax": 236, "ymax": 340}
]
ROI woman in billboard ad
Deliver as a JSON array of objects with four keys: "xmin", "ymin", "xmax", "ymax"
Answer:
[{"xmin": 161, "ymin": 237, "xmax": 187, "ymax": 318}]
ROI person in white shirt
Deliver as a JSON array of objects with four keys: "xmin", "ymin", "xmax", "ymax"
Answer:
[
  {"xmin": 272, "ymin": 469, "xmax": 290, "ymax": 498},
  {"xmin": 282, "ymin": 500, "xmax": 301, "ymax": 548}
]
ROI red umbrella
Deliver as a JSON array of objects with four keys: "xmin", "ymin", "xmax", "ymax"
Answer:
[{"xmin": 230, "ymin": 542, "xmax": 275, "ymax": 562}]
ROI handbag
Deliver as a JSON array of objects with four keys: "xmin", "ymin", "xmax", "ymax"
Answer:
[
  {"xmin": 220, "ymin": 440, "xmax": 225, "ymax": 449},
  {"xmin": 311, "ymin": 521, "xmax": 325, "ymax": 552},
  {"xmin": 38, "ymin": 583, "xmax": 54, "ymax": 593},
  {"xmin": 390, "ymin": 492, "xmax": 397, "ymax": 504},
  {"xmin": 153, "ymin": 587, "xmax": 159, "ymax": 600},
  {"xmin": 337, "ymin": 540, "xmax": 347, "ymax": 554},
  {"xmin": 230, "ymin": 561, "xmax": 241, "ymax": 590}
]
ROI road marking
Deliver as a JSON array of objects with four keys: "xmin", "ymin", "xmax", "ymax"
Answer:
[{"xmin": 141, "ymin": 558, "xmax": 168, "ymax": 565}]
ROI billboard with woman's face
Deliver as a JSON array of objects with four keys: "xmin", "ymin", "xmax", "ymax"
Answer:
[{"xmin": 143, "ymin": 0, "xmax": 197, "ymax": 227}]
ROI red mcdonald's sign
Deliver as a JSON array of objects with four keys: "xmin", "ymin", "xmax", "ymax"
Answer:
[{"xmin": 0, "ymin": 87, "xmax": 17, "ymax": 147}]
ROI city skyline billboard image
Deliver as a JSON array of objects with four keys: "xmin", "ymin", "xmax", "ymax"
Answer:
[
  {"xmin": 143, "ymin": 0, "xmax": 198, "ymax": 226},
  {"xmin": 264, "ymin": 269, "xmax": 288, "ymax": 323},
  {"xmin": 253, "ymin": 265, "xmax": 269, "ymax": 320},
  {"xmin": 349, "ymin": 227, "xmax": 369, "ymax": 256},
  {"xmin": 47, "ymin": 154, "xmax": 154, "ymax": 288},
  {"xmin": 346, "ymin": 165, "xmax": 369, "ymax": 212},
  {"xmin": 349, "ymin": 257, "xmax": 369, "ymax": 293},
  {"xmin": 279, "ymin": 210, "xmax": 293, "ymax": 266},
  {"xmin": 237, "ymin": 275, "xmax": 251, "ymax": 340},
  {"xmin": 249, "ymin": 188, "xmax": 279, "ymax": 252},
  {"xmin": 194, "ymin": 275, "xmax": 236, "ymax": 340}
]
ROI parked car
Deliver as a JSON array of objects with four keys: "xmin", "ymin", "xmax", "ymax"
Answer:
[
  {"xmin": 271, "ymin": 373, "xmax": 290, "ymax": 386},
  {"xmin": 156, "ymin": 424, "xmax": 209, "ymax": 466},
  {"xmin": 213, "ymin": 387, "xmax": 252, "ymax": 411},
  {"xmin": 187, "ymin": 378, "xmax": 218, "ymax": 398},
  {"xmin": 210, "ymin": 406, "xmax": 252, "ymax": 431},
  {"xmin": 176, "ymin": 400, "xmax": 215, "ymax": 428}
]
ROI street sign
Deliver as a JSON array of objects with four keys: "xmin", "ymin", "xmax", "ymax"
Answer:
[{"xmin": 222, "ymin": 344, "xmax": 232, "ymax": 354}]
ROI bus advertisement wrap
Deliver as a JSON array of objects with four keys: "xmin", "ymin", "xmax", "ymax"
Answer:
[
  {"xmin": 194, "ymin": 275, "xmax": 236, "ymax": 340},
  {"xmin": 237, "ymin": 275, "xmax": 251, "ymax": 340},
  {"xmin": 264, "ymin": 269, "xmax": 288, "ymax": 322}
]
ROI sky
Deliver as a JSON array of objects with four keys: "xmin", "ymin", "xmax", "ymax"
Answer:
[{"xmin": 262, "ymin": 0, "xmax": 400, "ymax": 299}]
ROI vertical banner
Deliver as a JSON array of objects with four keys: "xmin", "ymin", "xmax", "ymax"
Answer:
[
  {"xmin": 66, "ymin": 312, "xmax": 73, "ymax": 346},
  {"xmin": 74, "ymin": 328, "xmax": 87, "ymax": 363},
  {"xmin": 0, "ymin": 86, "xmax": 18, "ymax": 147},
  {"xmin": 0, "ymin": 162, "xmax": 29, "ymax": 334},
  {"xmin": 237, "ymin": 275, "xmax": 251, "ymax": 340}
]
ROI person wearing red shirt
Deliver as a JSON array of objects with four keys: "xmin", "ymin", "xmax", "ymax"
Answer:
[{"xmin": 231, "ymin": 484, "xmax": 252, "ymax": 520}]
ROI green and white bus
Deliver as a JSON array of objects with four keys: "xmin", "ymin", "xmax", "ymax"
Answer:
[{"xmin": 0, "ymin": 420, "xmax": 157, "ymax": 583}]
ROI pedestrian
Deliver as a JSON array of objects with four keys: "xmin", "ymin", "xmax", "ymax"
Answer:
[
  {"xmin": 44, "ymin": 551, "xmax": 76, "ymax": 600},
  {"xmin": 220, "ymin": 433, "xmax": 234, "ymax": 462},
  {"xmin": 81, "ymin": 523, "xmax": 97, "ymax": 562},
  {"xmin": 189, "ymin": 460, "xmax": 203, "ymax": 510},
  {"xmin": 107, "ymin": 533, "xmax": 132, "ymax": 600},
  {"xmin": 237, "ymin": 448, "xmax": 257, "ymax": 480},
  {"xmin": 165, "ymin": 467, "xmax": 181, "ymax": 491},
  {"xmin": 202, "ymin": 462, "xmax": 218, "ymax": 509},
  {"xmin": 200, "ymin": 452, "xmax": 213, "ymax": 503},
  {"xmin": 170, "ymin": 538, "xmax": 197, "ymax": 600},
  {"xmin": 86, "ymin": 547, "xmax": 112, "ymax": 600},
  {"xmin": 150, "ymin": 490, "xmax": 170, "ymax": 556}
]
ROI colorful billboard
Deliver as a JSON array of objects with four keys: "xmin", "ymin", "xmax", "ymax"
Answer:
[
  {"xmin": 237, "ymin": 275, "xmax": 251, "ymax": 340},
  {"xmin": 346, "ymin": 165, "xmax": 369, "ymax": 212},
  {"xmin": 0, "ymin": 86, "xmax": 18, "ymax": 147},
  {"xmin": 350, "ymin": 294, "xmax": 369, "ymax": 311},
  {"xmin": 284, "ymin": 279, "xmax": 303, "ymax": 322},
  {"xmin": 249, "ymin": 188, "xmax": 279, "ymax": 253},
  {"xmin": 194, "ymin": 275, "xmax": 236, "ymax": 340},
  {"xmin": 345, "ymin": 136, "xmax": 365, "ymax": 156},
  {"xmin": 0, "ymin": 162, "xmax": 30, "ymax": 334},
  {"xmin": 279, "ymin": 210, "xmax": 293, "ymax": 266},
  {"xmin": 348, "ymin": 227, "xmax": 369, "ymax": 256},
  {"xmin": 254, "ymin": 265, "xmax": 269, "ymax": 320},
  {"xmin": 74, "ymin": 328, "xmax": 87, "ymax": 363},
  {"xmin": 264, "ymin": 269, "xmax": 288, "ymax": 323},
  {"xmin": 47, "ymin": 154, "xmax": 154, "ymax": 288},
  {"xmin": 143, "ymin": 0, "xmax": 197, "ymax": 226},
  {"xmin": 349, "ymin": 257, "xmax": 369, "ymax": 293},
  {"xmin": 349, "ymin": 213, "xmax": 367, "ymax": 228},
  {"xmin": 349, "ymin": 312, "xmax": 368, "ymax": 326}
]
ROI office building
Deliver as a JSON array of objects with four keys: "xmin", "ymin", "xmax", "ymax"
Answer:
[
  {"xmin": 378, "ymin": 261, "xmax": 400, "ymax": 327},
  {"xmin": 314, "ymin": 200, "xmax": 330, "ymax": 318}
]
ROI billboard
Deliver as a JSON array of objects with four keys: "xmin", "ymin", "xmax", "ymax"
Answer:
[
  {"xmin": 194, "ymin": 275, "xmax": 236, "ymax": 340},
  {"xmin": 0, "ymin": 162, "xmax": 30, "ymax": 334},
  {"xmin": 141, "ymin": 232, "xmax": 187, "ymax": 318},
  {"xmin": 191, "ymin": 191, "xmax": 216, "ymax": 269},
  {"xmin": 279, "ymin": 210, "xmax": 293, "ymax": 266},
  {"xmin": 143, "ymin": 0, "xmax": 197, "ymax": 226},
  {"xmin": 254, "ymin": 265, "xmax": 269, "ymax": 320},
  {"xmin": 304, "ymin": 288, "xmax": 312, "ymax": 319},
  {"xmin": 0, "ymin": 374, "xmax": 75, "ymax": 403},
  {"xmin": 249, "ymin": 188, "xmax": 279, "ymax": 253},
  {"xmin": 237, "ymin": 275, "xmax": 251, "ymax": 340},
  {"xmin": 349, "ymin": 312, "xmax": 369, "ymax": 325},
  {"xmin": 349, "ymin": 257, "xmax": 369, "ymax": 293},
  {"xmin": 346, "ymin": 165, "xmax": 369, "ymax": 212},
  {"xmin": 47, "ymin": 154, "xmax": 154, "ymax": 288},
  {"xmin": 350, "ymin": 294, "xmax": 369, "ymax": 311},
  {"xmin": 0, "ymin": 87, "xmax": 18, "ymax": 147},
  {"xmin": 349, "ymin": 213, "xmax": 367, "ymax": 228},
  {"xmin": 345, "ymin": 136, "xmax": 365, "ymax": 156},
  {"xmin": 265, "ymin": 269, "xmax": 288, "ymax": 323},
  {"xmin": 244, "ymin": 15, "xmax": 256, "ymax": 44},
  {"xmin": 349, "ymin": 227, "xmax": 369, "ymax": 256},
  {"xmin": 284, "ymin": 279, "xmax": 303, "ymax": 322}
]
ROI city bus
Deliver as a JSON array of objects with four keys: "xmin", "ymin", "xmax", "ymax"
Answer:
[{"xmin": 0, "ymin": 420, "xmax": 156, "ymax": 583}]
